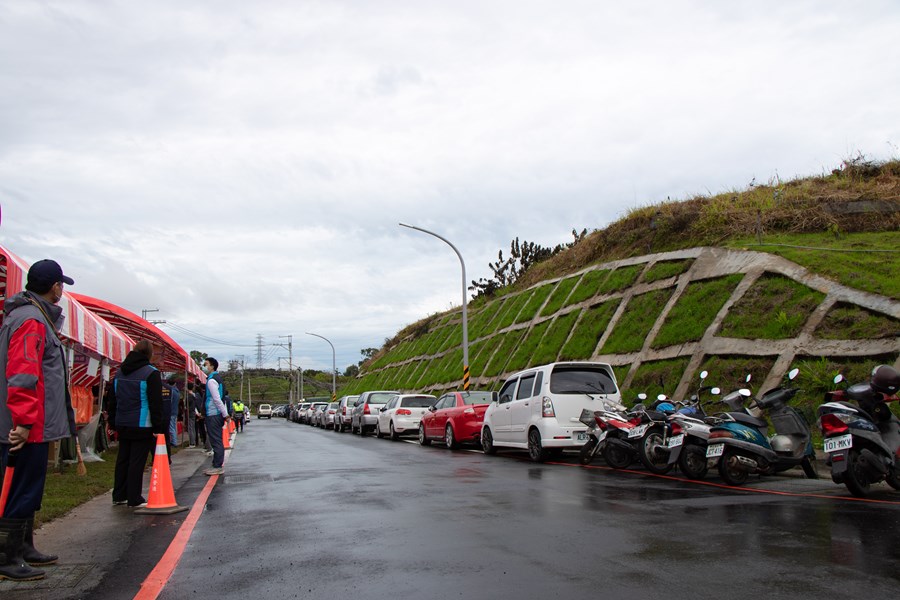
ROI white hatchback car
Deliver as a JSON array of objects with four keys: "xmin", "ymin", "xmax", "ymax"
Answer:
[
  {"xmin": 375, "ymin": 394, "xmax": 436, "ymax": 440},
  {"xmin": 481, "ymin": 362, "xmax": 621, "ymax": 462}
]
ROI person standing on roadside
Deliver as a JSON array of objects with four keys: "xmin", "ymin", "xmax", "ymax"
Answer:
[
  {"xmin": 202, "ymin": 358, "xmax": 230, "ymax": 475},
  {"xmin": 107, "ymin": 339, "xmax": 165, "ymax": 508},
  {"xmin": 232, "ymin": 398, "xmax": 246, "ymax": 433},
  {"xmin": 185, "ymin": 382, "xmax": 197, "ymax": 448},
  {"xmin": 165, "ymin": 377, "xmax": 181, "ymax": 448},
  {"xmin": 0, "ymin": 259, "xmax": 77, "ymax": 581}
]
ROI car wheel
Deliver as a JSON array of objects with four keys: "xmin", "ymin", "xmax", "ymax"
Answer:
[
  {"xmin": 444, "ymin": 424, "xmax": 458, "ymax": 450},
  {"xmin": 527, "ymin": 429, "xmax": 548, "ymax": 463},
  {"xmin": 678, "ymin": 443, "xmax": 709, "ymax": 480},
  {"xmin": 718, "ymin": 449, "xmax": 750, "ymax": 486},
  {"xmin": 481, "ymin": 427, "xmax": 496, "ymax": 455},
  {"xmin": 375, "ymin": 421, "xmax": 384, "ymax": 439},
  {"xmin": 359, "ymin": 423, "xmax": 367, "ymax": 437},
  {"xmin": 390, "ymin": 422, "xmax": 400, "ymax": 441},
  {"xmin": 418, "ymin": 423, "xmax": 431, "ymax": 446}
]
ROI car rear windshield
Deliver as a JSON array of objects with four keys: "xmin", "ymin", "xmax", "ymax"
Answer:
[
  {"xmin": 461, "ymin": 392, "xmax": 493, "ymax": 405},
  {"xmin": 550, "ymin": 366, "xmax": 617, "ymax": 395},
  {"xmin": 312, "ymin": 403, "xmax": 328, "ymax": 408},
  {"xmin": 400, "ymin": 396, "xmax": 435, "ymax": 408},
  {"xmin": 367, "ymin": 392, "xmax": 396, "ymax": 404}
]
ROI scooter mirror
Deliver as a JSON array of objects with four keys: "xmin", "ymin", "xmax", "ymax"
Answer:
[
  {"xmin": 745, "ymin": 374, "xmax": 752, "ymax": 383},
  {"xmin": 833, "ymin": 374, "xmax": 844, "ymax": 385},
  {"xmin": 657, "ymin": 394, "xmax": 667, "ymax": 401},
  {"xmin": 788, "ymin": 368, "xmax": 800, "ymax": 380},
  {"xmin": 638, "ymin": 393, "xmax": 647, "ymax": 401},
  {"xmin": 739, "ymin": 388, "xmax": 752, "ymax": 397},
  {"xmin": 711, "ymin": 387, "xmax": 721, "ymax": 395},
  {"xmin": 700, "ymin": 370, "xmax": 708, "ymax": 380}
]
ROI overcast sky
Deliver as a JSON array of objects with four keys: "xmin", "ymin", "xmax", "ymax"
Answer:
[{"xmin": 2, "ymin": 0, "xmax": 898, "ymax": 373}]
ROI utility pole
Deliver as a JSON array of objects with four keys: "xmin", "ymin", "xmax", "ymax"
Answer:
[
  {"xmin": 297, "ymin": 365, "xmax": 304, "ymax": 403},
  {"xmin": 278, "ymin": 335, "xmax": 293, "ymax": 402}
]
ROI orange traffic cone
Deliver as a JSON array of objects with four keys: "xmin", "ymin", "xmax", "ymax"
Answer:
[
  {"xmin": 229, "ymin": 418, "xmax": 235, "ymax": 434},
  {"xmin": 223, "ymin": 424, "xmax": 231, "ymax": 449},
  {"xmin": 134, "ymin": 434, "xmax": 188, "ymax": 515}
]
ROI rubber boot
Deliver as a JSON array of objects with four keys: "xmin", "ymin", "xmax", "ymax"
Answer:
[
  {"xmin": 0, "ymin": 518, "xmax": 46, "ymax": 581},
  {"xmin": 23, "ymin": 517, "xmax": 58, "ymax": 566}
]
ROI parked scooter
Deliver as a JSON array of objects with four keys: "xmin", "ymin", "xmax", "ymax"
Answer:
[
  {"xmin": 666, "ymin": 371, "xmax": 729, "ymax": 480},
  {"xmin": 599, "ymin": 395, "xmax": 683, "ymax": 474},
  {"xmin": 577, "ymin": 396, "xmax": 631, "ymax": 466},
  {"xmin": 706, "ymin": 368, "xmax": 818, "ymax": 486},
  {"xmin": 817, "ymin": 365, "xmax": 900, "ymax": 497}
]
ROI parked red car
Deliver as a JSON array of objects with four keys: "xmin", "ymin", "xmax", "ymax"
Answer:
[{"xmin": 419, "ymin": 390, "xmax": 497, "ymax": 449}]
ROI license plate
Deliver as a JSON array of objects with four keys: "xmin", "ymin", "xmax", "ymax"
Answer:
[
  {"xmin": 576, "ymin": 432, "xmax": 588, "ymax": 442},
  {"xmin": 666, "ymin": 434, "xmax": 684, "ymax": 449},
  {"xmin": 823, "ymin": 434, "xmax": 852, "ymax": 453},
  {"xmin": 706, "ymin": 444, "xmax": 724, "ymax": 458},
  {"xmin": 627, "ymin": 423, "xmax": 648, "ymax": 439}
]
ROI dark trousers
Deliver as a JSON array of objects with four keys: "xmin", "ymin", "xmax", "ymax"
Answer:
[
  {"xmin": 235, "ymin": 414, "xmax": 244, "ymax": 432},
  {"xmin": 207, "ymin": 414, "xmax": 225, "ymax": 468},
  {"xmin": 113, "ymin": 436, "xmax": 155, "ymax": 505},
  {"xmin": 0, "ymin": 442, "xmax": 49, "ymax": 519}
]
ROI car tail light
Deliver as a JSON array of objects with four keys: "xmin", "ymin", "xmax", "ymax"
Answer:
[
  {"xmin": 342, "ymin": 407, "xmax": 347, "ymax": 415},
  {"xmin": 669, "ymin": 422, "xmax": 683, "ymax": 436},
  {"xmin": 364, "ymin": 404, "xmax": 370, "ymax": 415},
  {"xmin": 542, "ymin": 397, "xmax": 555, "ymax": 418},
  {"xmin": 708, "ymin": 430, "xmax": 734, "ymax": 440},
  {"xmin": 397, "ymin": 409, "xmax": 412, "ymax": 415},
  {"xmin": 593, "ymin": 417, "xmax": 608, "ymax": 430},
  {"xmin": 819, "ymin": 413, "xmax": 850, "ymax": 436},
  {"xmin": 328, "ymin": 410, "xmax": 335, "ymax": 415}
]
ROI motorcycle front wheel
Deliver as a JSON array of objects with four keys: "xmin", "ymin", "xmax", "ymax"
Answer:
[
  {"xmin": 579, "ymin": 438, "xmax": 598, "ymax": 466},
  {"xmin": 718, "ymin": 449, "xmax": 750, "ymax": 486},
  {"xmin": 678, "ymin": 443, "xmax": 708, "ymax": 480},
  {"xmin": 638, "ymin": 427, "xmax": 673, "ymax": 475}
]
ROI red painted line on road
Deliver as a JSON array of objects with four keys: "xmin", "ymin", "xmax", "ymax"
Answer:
[
  {"xmin": 133, "ymin": 437, "xmax": 235, "ymax": 600},
  {"xmin": 549, "ymin": 460, "xmax": 900, "ymax": 506}
]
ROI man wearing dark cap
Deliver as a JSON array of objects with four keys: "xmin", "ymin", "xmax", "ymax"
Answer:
[{"xmin": 0, "ymin": 259, "xmax": 77, "ymax": 581}]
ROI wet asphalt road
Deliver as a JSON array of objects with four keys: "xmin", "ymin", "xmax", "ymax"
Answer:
[{"xmin": 159, "ymin": 418, "xmax": 900, "ymax": 600}]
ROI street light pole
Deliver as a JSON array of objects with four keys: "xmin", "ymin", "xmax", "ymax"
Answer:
[
  {"xmin": 399, "ymin": 222, "xmax": 470, "ymax": 390},
  {"xmin": 306, "ymin": 332, "xmax": 336, "ymax": 401}
]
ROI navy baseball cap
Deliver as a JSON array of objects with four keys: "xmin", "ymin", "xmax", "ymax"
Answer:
[{"xmin": 27, "ymin": 259, "xmax": 75, "ymax": 287}]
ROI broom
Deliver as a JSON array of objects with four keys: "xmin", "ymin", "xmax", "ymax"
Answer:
[{"xmin": 75, "ymin": 438, "xmax": 87, "ymax": 476}]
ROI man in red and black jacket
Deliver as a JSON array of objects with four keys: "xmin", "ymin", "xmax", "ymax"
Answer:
[{"xmin": 0, "ymin": 259, "xmax": 77, "ymax": 582}]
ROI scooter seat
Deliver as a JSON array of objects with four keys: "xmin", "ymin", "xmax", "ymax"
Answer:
[{"xmin": 729, "ymin": 412, "xmax": 768, "ymax": 429}]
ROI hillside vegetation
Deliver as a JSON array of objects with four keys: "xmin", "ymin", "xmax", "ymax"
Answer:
[{"xmin": 341, "ymin": 159, "xmax": 899, "ymax": 419}]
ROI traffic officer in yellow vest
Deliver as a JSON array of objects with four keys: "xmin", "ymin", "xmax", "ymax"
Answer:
[{"xmin": 232, "ymin": 399, "xmax": 246, "ymax": 433}]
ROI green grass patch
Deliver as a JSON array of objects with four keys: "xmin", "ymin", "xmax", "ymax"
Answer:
[
  {"xmin": 652, "ymin": 275, "xmax": 744, "ymax": 348},
  {"xmin": 718, "ymin": 272, "xmax": 825, "ymax": 339},
  {"xmin": 559, "ymin": 300, "xmax": 620, "ymax": 360},
  {"xmin": 627, "ymin": 357, "xmax": 691, "ymax": 405},
  {"xmin": 38, "ymin": 447, "xmax": 119, "ymax": 527},
  {"xmin": 483, "ymin": 329, "xmax": 527, "ymax": 377},
  {"xmin": 540, "ymin": 276, "xmax": 580, "ymax": 316},
  {"xmin": 612, "ymin": 365, "xmax": 631, "ymax": 389},
  {"xmin": 597, "ymin": 264, "xmax": 643, "ymax": 295},
  {"xmin": 530, "ymin": 312, "xmax": 579, "ymax": 365},
  {"xmin": 468, "ymin": 299, "xmax": 505, "ymax": 340},
  {"xmin": 815, "ymin": 302, "xmax": 900, "ymax": 340},
  {"xmin": 565, "ymin": 269, "xmax": 611, "ymax": 307},
  {"xmin": 792, "ymin": 354, "xmax": 900, "ymax": 423},
  {"xmin": 514, "ymin": 284, "xmax": 555, "ymax": 324},
  {"xmin": 728, "ymin": 231, "xmax": 900, "ymax": 299},
  {"xmin": 493, "ymin": 291, "xmax": 534, "ymax": 331},
  {"xmin": 506, "ymin": 320, "xmax": 553, "ymax": 372},
  {"xmin": 601, "ymin": 288, "xmax": 674, "ymax": 354},
  {"xmin": 642, "ymin": 259, "xmax": 694, "ymax": 284}
]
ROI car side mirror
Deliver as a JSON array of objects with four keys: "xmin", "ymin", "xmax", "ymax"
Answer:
[{"xmin": 428, "ymin": 406, "xmax": 436, "ymax": 412}]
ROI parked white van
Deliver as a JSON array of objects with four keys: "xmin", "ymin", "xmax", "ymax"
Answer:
[{"xmin": 481, "ymin": 362, "xmax": 621, "ymax": 462}]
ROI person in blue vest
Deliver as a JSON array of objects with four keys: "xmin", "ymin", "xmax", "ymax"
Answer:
[
  {"xmin": 107, "ymin": 340, "xmax": 165, "ymax": 507},
  {"xmin": 202, "ymin": 357, "xmax": 230, "ymax": 476}
]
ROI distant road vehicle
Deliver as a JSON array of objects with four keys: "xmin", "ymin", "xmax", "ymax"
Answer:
[
  {"xmin": 376, "ymin": 394, "xmax": 436, "ymax": 440},
  {"xmin": 481, "ymin": 362, "xmax": 621, "ymax": 462},
  {"xmin": 420, "ymin": 390, "xmax": 496, "ymax": 449},
  {"xmin": 257, "ymin": 404, "xmax": 273, "ymax": 419}
]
